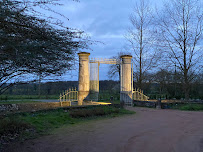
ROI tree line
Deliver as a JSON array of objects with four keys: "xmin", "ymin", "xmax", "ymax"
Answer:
[
  {"xmin": 0, "ymin": 0, "xmax": 202, "ymax": 100},
  {"xmin": 109, "ymin": 0, "xmax": 202, "ymax": 100},
  {"xmin": 2, "ymin": 74, "xmax": 203, "ymax": 100}
]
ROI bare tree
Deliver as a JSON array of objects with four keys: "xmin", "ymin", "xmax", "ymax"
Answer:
[
  {"xmin": 125, "ymin": 0, "xmax": 159, "ymax": 90},
  {"xmin": 108, "ymin": 52, "xmax": 131, "ymax": 79},
  {"xmin": 156, "ymin": 0, "xmax": 203, "ymax": 100}
]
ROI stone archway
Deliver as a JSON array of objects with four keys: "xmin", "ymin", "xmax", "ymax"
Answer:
[{"xmin": 78, "ymin": 52, "xmax": 133, "ymax": 106}]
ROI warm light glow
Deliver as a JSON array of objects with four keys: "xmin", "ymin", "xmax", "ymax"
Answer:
[{"xmin": 92, "ymin": 102, "xmax": 112, "ymax": 105}]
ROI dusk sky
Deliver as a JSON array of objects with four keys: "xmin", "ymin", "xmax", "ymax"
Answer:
[{"xmin": 47, "ymin": 0, "xmax": 163, "ymax": 81}]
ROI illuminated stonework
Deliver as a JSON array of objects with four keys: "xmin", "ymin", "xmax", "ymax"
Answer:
[
  {"xmin": 78, "ymin": 52, "xmax": 133, "ymax": 106},
  {"xmin": 120, "ymin": 55, "xmax": 133, "ymax": 106},
  {"xmin": 59, "ymin": 53, "xmax": 148, "ymax": 106},
  {"xmin": 78, "ymin": 52, "xmax": 90, "ymax": 105}
]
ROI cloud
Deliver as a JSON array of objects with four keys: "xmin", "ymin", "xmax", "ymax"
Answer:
[{"xmin": 53, "ymin": 0, "xmax": 161, "ymax": 80}]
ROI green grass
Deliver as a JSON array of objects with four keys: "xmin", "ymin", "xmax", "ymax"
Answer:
[
  {"xmin": 20, "ymin": 109, "xmax": 76, "ymax": 134},
  {"xmin": 21, "ymin": 107, "xmax": 134, "ymax": 134},
  {"xmin": 0, "ymin": 106, "xmax": 135, "ymax": 148},
  {"xmin": 0, "ymin": 100, "xmax": 42, "ymax": 104},
  {"xmin": 0, "ymin": 95, "xmax": 59, "ymax": 100},
  {"xmin": 179, "ymin": 104, "xmax": 203, "ymax": 111},
  {"xmin": 98, "ymin": 91, "xmax": 120, "ymax": 102},
  {"xmin": 163, "ymin": 103, "xmax": 203, "ymax": 111},
  {"xmin": 98, "ymin": 90, "xmax": 120, "ymax": 104}
]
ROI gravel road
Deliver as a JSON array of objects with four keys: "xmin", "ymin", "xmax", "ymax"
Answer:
[{"xmin": 5, "ymin": 107, "xmax": 203, "ymax": 152}]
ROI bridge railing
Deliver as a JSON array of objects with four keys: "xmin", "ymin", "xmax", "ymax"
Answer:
[
  {"xmin": 132, "ymin": 88, "xmax": 149, "ymax": 101},
  {"xmin": 89, "ymin": 58, "xmax": 120, "ymax": 64},
  {"xmin": 59, "ymin": 88, "xmax": 78, "ymax": 106}
]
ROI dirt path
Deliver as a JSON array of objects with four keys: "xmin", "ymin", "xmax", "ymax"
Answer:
[{"xmin": 5, "ymin": 107, "xmax": 203, "ymax": 152}]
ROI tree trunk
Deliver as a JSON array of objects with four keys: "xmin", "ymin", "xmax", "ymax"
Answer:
[
  {"xmin": 184, "ymin": 73, "xmax": 190, "ymax": 100},
  {"xmin": 38, "ymin": 74, "xmax": 41, "ymax": 98}
]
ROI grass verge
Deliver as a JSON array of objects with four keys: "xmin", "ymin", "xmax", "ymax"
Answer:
[
  {"xmin": 178, "ymin": 104, "xmax": 203, "ymax": 111},
  {"xmin": 0, "ymin": 105, "xmax": 135, "ymax": 149},
  {"xmin": 0, "ymin": 100, "xmax": 42, "ymax": 104},
  {"xmin": 133, "ymin": 101, "xmax": 203, "ymax": 111},
  {"xmin": 0, "ymin": 95, "xmax": 59, "ymax": 100}
]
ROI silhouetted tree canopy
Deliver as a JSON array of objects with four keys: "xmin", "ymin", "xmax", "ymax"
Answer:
[{"xmin": 0, "ymin": 0, "xmax": 90, "ymax": 94}]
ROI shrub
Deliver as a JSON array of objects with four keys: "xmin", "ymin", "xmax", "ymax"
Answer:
[
  {"xmin": 69, "ymin": 107, "xmax": 120, "ymax": 118},
  {"xmin": 0, "ymin": 117, "xmax": 30, "ymax": 136},
  {"xmin": 0, "ymin": 117, "xmax": 31, "ymax": 146},
  {"xmin": 180, "ymin": 104, "xmax": 203, "ymax": 111}
]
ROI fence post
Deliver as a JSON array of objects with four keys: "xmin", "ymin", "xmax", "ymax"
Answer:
[{"xmin": 59, "ymin": 94, "xmax": 62, "ymax": 102}]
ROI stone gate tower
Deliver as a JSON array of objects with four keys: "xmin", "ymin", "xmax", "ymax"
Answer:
[
  {"xmin": 120, "ymin": 55, "xmax": 133, "ymax": 106},
  {"xmin": 78, "ymin": 52, "xmax": 90, "ymax": 105},
  {"xmin": 78, "ymin": 52, "xmax": 133, "ymax": 106}
]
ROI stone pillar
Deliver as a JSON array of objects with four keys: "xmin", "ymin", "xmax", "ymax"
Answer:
[
  {"xmin": 78, "ymin": 52, "xmax": 90, "ymax": 105},
  {"xmin": 89, "ymin": 62, "xmax": 99, "ymax": 101},
  {"xmin": 120, "ymin": 55, "xmax": 133, "ymax": 106}
]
